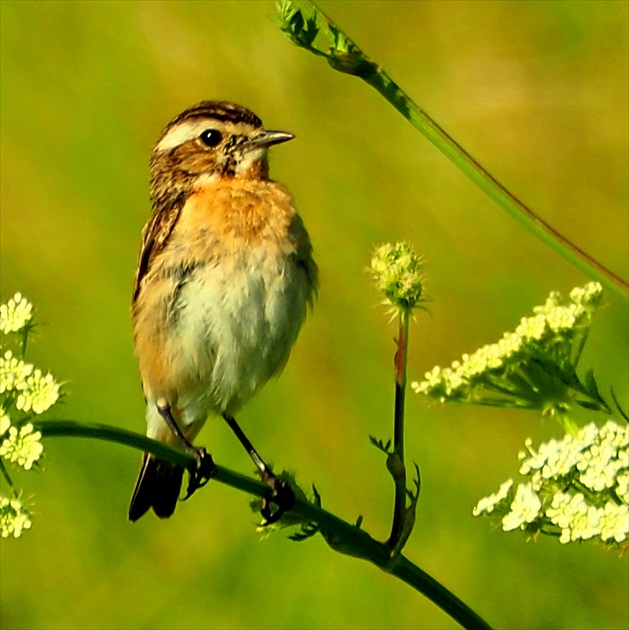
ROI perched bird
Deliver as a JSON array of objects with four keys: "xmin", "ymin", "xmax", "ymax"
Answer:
[{"xmin": 129, "ymin": 101, "xmax": 318, "ymax": 522}]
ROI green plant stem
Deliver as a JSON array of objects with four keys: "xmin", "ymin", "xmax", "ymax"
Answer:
[
  {"xmin": 363, "ymin": 72, "xmax": 628, "ymax": 300},
  {"xmin": 388, "ymin": 310, "xmax": 410, "ymax": 551},
  {"xmin": 31, "ymin": 419, "xmax": 492, "ymax": 630},
  {"xmin": 0, "ymin": 458, "xmax": 16, "ymax": 496},
  {"xmin": 286, "ymin": 0, "xmax": 628, "ymax": 302},
  {"xmin": 30, "ymin": 420, "xmax": 263, "ymax": 497}
]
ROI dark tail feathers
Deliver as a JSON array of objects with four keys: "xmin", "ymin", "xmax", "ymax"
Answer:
[{"xmin": 129, "ymin": 454, "xmax": 184, "ymax": 521}]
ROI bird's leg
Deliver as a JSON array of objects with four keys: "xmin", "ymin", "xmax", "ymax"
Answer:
[
  {"xmin": 157, "ymin": 401, "xmax": 216, "ymax": 499},
  {"xmin": 222, "ymin": 414, "xmax": 294, "ymax": 523}
]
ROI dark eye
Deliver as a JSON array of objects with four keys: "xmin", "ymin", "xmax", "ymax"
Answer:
[{"xmin": 199, "ymin": 129, "xmax": 222, "ymax": 147}]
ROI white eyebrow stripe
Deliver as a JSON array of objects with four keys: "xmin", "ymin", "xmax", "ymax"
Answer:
[{"xmin": 156, "ymin": 120, "xmax": 216, "ymax": 152}]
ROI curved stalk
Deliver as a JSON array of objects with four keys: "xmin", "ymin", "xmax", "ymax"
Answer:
[{"xmin": 31, "ymin": 419, "xmax": 492, "ymax": 629}]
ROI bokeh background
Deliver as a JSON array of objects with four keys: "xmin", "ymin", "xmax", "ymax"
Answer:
[{"xmin": 1, "ymin": 1, "xmax": 627, "ymax": 629}]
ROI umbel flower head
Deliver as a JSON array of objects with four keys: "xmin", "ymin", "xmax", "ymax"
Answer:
[
  {"xmin": 0, "ymin": 495, "xmax": 32, "ymax": 538},
  {"xmin": 0, "ymin": 293, "xmax": 33, "ymax": 335},
  {"xmin": 0, "ymin": 421, "xmax": 44, "ymax": 471},
  {"xmin": 411, "ymin": 283, "xmax": 605, "ymax": 415},
  {"xmin": 370, "ymin": 242, "xmax": 426, "ymax": 315},
  {"xmin": 474, "ymin": 420, "xmax": 629, "ymax": 547},
  {"xmin": 0, "ymin": 350, "xmax": 59, "ymax": 414}
]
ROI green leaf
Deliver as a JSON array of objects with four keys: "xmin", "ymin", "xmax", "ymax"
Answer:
[
  {"xmin": 369, "ymin": 435, "xmax": 392, "ymax": 455},
  {"xmin": 302, "ymin": 12, "xmax": 319, "ymax": 46},
  {"xmin": 289, "ymin": 7, "xmax": 304, "ymax": 35},
  {"xmin": 311, "ymin": 483, "xmax": 322, "ymax": 508},
  {"xmin": 289, "ymin": 521, "xmax": 320, "ymax": 542}
]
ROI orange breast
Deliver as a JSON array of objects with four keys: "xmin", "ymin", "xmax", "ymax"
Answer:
[{"xmin": 178, "ymin": 179, "xmax": 298, "ymax": 251}]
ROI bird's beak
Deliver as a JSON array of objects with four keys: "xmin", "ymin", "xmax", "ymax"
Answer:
[{"xmin": 249, "ymin": 129, "xmax": 295, "ymax": 149}]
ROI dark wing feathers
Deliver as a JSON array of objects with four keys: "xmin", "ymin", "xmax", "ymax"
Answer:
[{"xmin": 132, "ymin": 199, "xmax": 185, "ymax": 303}]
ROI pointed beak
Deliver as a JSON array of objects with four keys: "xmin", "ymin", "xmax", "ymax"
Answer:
[{"xmin": 249, "ymin": 129, "xmax": 295, "ymax": 150}]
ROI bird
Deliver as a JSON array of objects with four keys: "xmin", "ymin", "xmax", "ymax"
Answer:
[{"xmin": 128, "ymin": 101, "xmax": 318, "ymax": 522}]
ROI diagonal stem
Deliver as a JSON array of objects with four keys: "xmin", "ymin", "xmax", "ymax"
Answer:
[
  {"xmin": 0, "ymin": 458, "xmax": 17, "ymax": 497},
  {"xmin": 284, "ymin": 0, "xmax": 628, "ymax": 302},
  {"xmin": 360, "ymin": 68, "xmax": 629, "ymax": 300}
]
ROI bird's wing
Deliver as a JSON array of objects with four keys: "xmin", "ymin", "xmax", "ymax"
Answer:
[{"xmin": 132, "ymin": 198, "xmax": 185, "ymax": 304}]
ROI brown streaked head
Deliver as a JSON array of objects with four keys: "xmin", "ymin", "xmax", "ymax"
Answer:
[
  {"xmin": 149, "ymin": 101, "xmax": 294, "ymax": 205},
  {"xmin": 165, "ymin": 101, "xmax": 264, "ymax": 130}
]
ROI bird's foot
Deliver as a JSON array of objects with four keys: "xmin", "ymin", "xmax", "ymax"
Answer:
[
  {"xmin": 260, "ymin": 470, "xmax": 295, "ymax": 524},
  {"xmin": 183, "ymin": 447, "xmax": 216, "ymax": 500}
]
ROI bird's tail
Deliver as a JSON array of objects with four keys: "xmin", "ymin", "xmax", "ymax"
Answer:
[{"xmin": 128, "ymin": 453, "xmax": 184, "ymax": 521}]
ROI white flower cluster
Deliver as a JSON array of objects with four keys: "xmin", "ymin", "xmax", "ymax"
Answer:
[
  {"xmin": 520, "ymin": 421, "xmax": 628, "ymax": 494},
  {"xmin": 472, "ymin": 479, "xmax": 513, "ymax": 516},
  {"xmin": 1, "ymin": 293, "xmax": 60, "ymax": 538},
  {"xmin": 0, "ymin": 292, "xmax": 33, "ymax": 334},
  {"xmin": 0, "ymin": 422, "xmax": 44, "ymax": 471},
  {"xmin": 0, "ymin": 350, "xmax": 59, "ymax": 414},
  {"xmin": 546, "ymin": 492, "xmax": 627, "ymax": 544},
  {"xmin": 0, "ymin": 496, "xmax": 32, "ymax": 538},
  {"xmin": 474, "ymin": 420, "xmax": 629, "ymax": 547},
  {"xmin": 0, "ymin": 350, "xmax": 33, "ymax": 394},
  {"xmin": 501, "ymin": 482, "xmax": 543, "ymax": 532},
  {"xmin": 411, "ymin": 282, "xmax": 603, "ymax": 403}
]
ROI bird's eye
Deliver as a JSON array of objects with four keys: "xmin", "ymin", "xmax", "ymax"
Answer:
[{"xmin": 199, "ymin": 129, "xmax": 223, "ymax": 147}]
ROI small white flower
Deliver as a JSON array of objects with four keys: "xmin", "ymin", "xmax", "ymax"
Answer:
[
  {"xmin": 578, "ymin": 422, "xmax": 601, "ymax": 447},
  {"xmin": 544, "ymin": 305, "xmax": 577, "ymax": 332},
  {"xmin": 569, "ymin": 503, "xmax": 602, "ymax": 542},
  {"xmin": 444, "ymin": 369, "xmax": 465, "ymax": 395},
  {"xmin": 570, "ymin": 282, "xmax": 603, "ymax": 311},
  {"xmin": 0, "ymin": 423, "xmax": 44, "ymax": 470},
  {"xmin": 502, "ymin": 483, "xmax": 541, "ymax": 531},
  {"xmin": 518, "ymin": 438, "xmax": 546, "ymax": 475},
  {"xmin": 546, "ymin": 492, "xmax": 598, "ymax": 543},
  {"xmin": 473, "ymin": 479, "xmax": 513, "ymax": 516},
  {"xmin": 551, "ymin": 499, "xmax": 581, "ymax": 543},
  {"xmin": 0, "ymin": 350, "xmax": 34, "ymax": 394},
  {"xmin": 15, "ymin": 369, "xmax": 59, "ymax": 414},
  {"xmin": 599, "ymin": 502, "xmax": 628, "ymax": 543},
  {"xmin": 599, "ymin": 420, "xmax": 629, "ymax": 450},
  {"xmin": 579, "ymin": 450, "xmax": 624, "ymax": 492},
  {"xmin": 0, "ymin": 495, "xmax": 32, "ymax": 538},
  {"xmin": 499, "ymin": 332, "xmax": 523, "ymax": 356},
  {"xmin": 519, "ymin": 434, "xmax": 582, "ymax": 479},
  {"xmin": 534, "ymin": 291, "xmax": 562, "ymax": 314},
  {"xmin": 516, "ymin": 314, "xmax": 547, "ymax": 341},
  {"xmin": 546, "ymin": 492, "xmax": 576, "ymax": 530},
  {"xmin": 0, "ymin": 293, "xmax": 33, "ymax": 334},
  {"xmin": 575, "ymin": 421, "xmax": 628, "ymax": 492},
  {"xmin": 616, "ymin": 471, "xmax": 629, "ymax": 504},
  {"xmin": 415, "ymin": 365, "xmax": 444, "ymax": 392},
  {"xmin": 542, "ymin": 437, "xmax": 582, "ymax": 479}
]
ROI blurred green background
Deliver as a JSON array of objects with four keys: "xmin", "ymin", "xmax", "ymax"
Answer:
[{"xmin": 1, "ymin": 1, "xmax": 627, "ymax": 628}]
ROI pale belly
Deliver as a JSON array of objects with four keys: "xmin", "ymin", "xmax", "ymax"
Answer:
[{"xmin": 155, "ymin": 251, "xmax": 309, "ymax": 427}]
